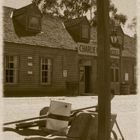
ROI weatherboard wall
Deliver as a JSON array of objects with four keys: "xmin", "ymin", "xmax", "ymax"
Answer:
[{"xmin": 4, "ymin": 42, "xmax": 79, "ymax": 97}]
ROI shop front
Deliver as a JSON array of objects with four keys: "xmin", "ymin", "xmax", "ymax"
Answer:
[
  {"xmin": 110, "ymin": 47, "xmax": 121, "ymax": 94},
  {"xmin": 78, "ymin": 42, "xmax": 97, "ymax": 95}
]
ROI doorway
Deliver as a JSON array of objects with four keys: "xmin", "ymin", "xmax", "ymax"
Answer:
[{"xmin": 85, "ymin": 66, "xmax": 91, "ymax": 93}]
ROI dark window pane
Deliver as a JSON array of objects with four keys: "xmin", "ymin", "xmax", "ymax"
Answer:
[
  {"xmin": 9, "ymin": 77, "xmax": 13, "ymax": 83},
  {"xmin": 6, "ymin": 70, "xmax": 9, "ymax": 75},
  {"xmin": 45, "ymin": 65, "xmax": 48, "ymax": 70},
  {"xmin": 44, "ymin": 77, "xmax": 48, "ymax": 82},
  {"xmin": 42, "ymin": 71, "xmax": 45, "ymax": 77},
  {"xmin": 10, "ymin": 63, "xmax": 14, "ymax": 68},
  {"xmin": 42, "ymin": 78, "xmax": 45, "ymax": 83},
  {"xmin": 42, "ymin": 65, "xmax": 45, "ymax": 70},
  {"xmin": 10, "ymin": 70, "xmax": 14, "ymax": 76},
  {"xmin": 44, "ymin": 71, "xmax": 47, "ymax": 76}
]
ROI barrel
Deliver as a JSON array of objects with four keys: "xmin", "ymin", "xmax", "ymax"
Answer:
[{"xmin": 120, "ymin": 83, "xmax": 130, "ymax": 95}]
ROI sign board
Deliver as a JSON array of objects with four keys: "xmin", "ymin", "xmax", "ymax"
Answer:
[
  {"xmin": 78, "ymin": 43, "xmax": 120, "ymax": 58},
  {"xmin": 78, "ymin": 43, "xmax": 97, "ymax": 56},
  {"xmin": 110, "ymin": 47, "xmax": 120, "ymax": 59}
]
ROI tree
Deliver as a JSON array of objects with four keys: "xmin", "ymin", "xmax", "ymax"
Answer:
[
  {"xmin": 109, "ymin": 3, "xmax": 127, "ymax": 25},
  {"xmin": 33, "ymin": 0, "xmax": 127, "ymax": 25},
  {"xmin": 128, "ymin": 17, "xmax": 137, "ymax": 36},
  {"xmin": 60, "ymin": 0, "xmax": 95, "ymax": 19}
]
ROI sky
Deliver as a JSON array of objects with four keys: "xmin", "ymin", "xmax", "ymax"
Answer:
[{"xmin": 3, "ymin": 0, "xmax": 137, "ymax": 36}]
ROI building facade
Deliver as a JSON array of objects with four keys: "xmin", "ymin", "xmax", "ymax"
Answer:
[
  {"xmin": 64, "ymin": 17, "xmax": 136, "ymax": 95},
  {"xmin": 3, "ymin": 7, "xmax": 79, "ymax": 97},
  {"xmin": 3, "ymin": 7, "xmax": 136, "ymax": 96},
  {"xmin": 120, "ymin": 35, "xmax": 136, "ymax": 94}
]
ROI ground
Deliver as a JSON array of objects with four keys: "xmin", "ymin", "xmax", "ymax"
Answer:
[{"xmin": 1, "ymin": 95, "xmax": 137, "ymax": 140}]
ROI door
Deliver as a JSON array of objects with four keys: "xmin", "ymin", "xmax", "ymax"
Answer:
[
  {"xmin": 85, "ymin": 66, "xmax": 91, "ymax": 93},
  {"xmin": 110, "ymin": 67, "xmax": 120, "ymax": 94}
]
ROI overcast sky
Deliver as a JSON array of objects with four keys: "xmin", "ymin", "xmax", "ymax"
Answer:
[{"xmin": 3, "ymin": 0, "xmax": 137, "ymax": 36}]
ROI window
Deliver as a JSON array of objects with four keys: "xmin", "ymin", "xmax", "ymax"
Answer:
[
  {"xmin": 40, "ymin": 57, "xmax": 52, "ymax": 84},
  {"xmin": 5, "ymin": 56, "xmax": 18, "ymax": 83},
  {"xmin": 27, "ymin": 15, "xmax": 41, "ymax": 32},
  {"xmin": 110, "ymin": 68, "xmax": 119, "ymax": 82},
  {"xmin": 82, "ymin": 24, "xmax": 89, "ymax": 39}
]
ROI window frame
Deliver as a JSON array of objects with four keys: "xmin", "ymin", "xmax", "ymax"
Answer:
[
  {"xmin": 4, "ymin": 55, "xmax": 18, "ymax": 84},
  {"xmin": 110, "ymin": 67, "xmax": 119, "ymax": 82},
  {"xmin": 40, "ymin": 57, "xmax": 52, "ymax": 85}
]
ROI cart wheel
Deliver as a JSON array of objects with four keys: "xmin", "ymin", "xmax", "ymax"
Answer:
[{"xmin": 111, "ymin": 130, "xmax": 118, "ymax": 140}]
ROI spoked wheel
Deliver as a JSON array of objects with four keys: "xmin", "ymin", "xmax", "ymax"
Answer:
[{"xmin": 111, "ymin": 130, "xmax": 118, "ymax": 140}]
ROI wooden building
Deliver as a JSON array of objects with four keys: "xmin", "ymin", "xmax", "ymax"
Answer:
[
  {"xmin": 64, "ymin": 17, "xmax": 136, "ymax": 95},
  {"xmin": 65, "ymin": 17, "xmax": 97, "ymax": 94},
  {"xmin": 3, "ymin": 6, "xmax": 136, "ymax": 96},
  {"xmin": 120, "ymin": 35, "xmax": 136, "ymax": 94},
  {"xmin": 3, "ymin": 7, "xmax": 79, "ymax": 97}
]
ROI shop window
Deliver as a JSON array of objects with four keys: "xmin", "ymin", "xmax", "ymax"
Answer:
[
  {"xmin": 40, "ymin": 57, "xmax": 52, "ymax": 84},
  {"xmin": 110, "ymin": 68, "xmax": 119, "ymax": 82},
  {"xmin": 5, "ymin": 55, "xmax": 18, "ymax": 84},
  {"xmin": 82, "ymin": 24, "xmax": 89, "ymax": 39}
]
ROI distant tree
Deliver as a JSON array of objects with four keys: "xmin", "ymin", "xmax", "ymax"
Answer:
[
  {"xmin": 32, "ymin": 0, "xmax": 127, "ymax": 25},
  {"xmin": 110, "ymin": 4, "xmax": 127, "ymax": 24},
  {"xmin": 128, "ymin": 17, "xmax": 137, "ymax": 36},
  {"xmin": 60, "ymin": 0, "xmax": 96, "ymax": 19}
]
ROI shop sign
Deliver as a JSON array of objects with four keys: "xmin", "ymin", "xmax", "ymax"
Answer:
[
  {"xmin": 78, "ymin": 43, "xmax": 97, "ymax": 56},
  {"xmin": 78, "ymin": 43, "xmax": 120, "ymax": 58},
  {"xmin": 110, "ymin": 47, "xmax": 120, "ymax": 58}
]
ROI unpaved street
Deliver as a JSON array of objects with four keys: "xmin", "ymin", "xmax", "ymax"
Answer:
[{"xmin": 2, "ymin": 95, "xmax": 137, "ymax": 140}]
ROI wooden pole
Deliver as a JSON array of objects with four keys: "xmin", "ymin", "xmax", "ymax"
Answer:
[{"xmin": 97, "ymin": 0, "xmax": 111, "ymax": 140}]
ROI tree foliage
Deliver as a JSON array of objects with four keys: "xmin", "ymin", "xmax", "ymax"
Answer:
[
  {"xmin": 128, "ymin": 17, "xmax": 137, "ymax": 36},
  {"xmin": 32, "ymin": 0, "xmax": 127, "ymax": 25}
]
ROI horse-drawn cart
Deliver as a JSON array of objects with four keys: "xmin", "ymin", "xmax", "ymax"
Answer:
[{"xmin": 3, "ymin": 100, "xmax": 124, "ymax": 140}]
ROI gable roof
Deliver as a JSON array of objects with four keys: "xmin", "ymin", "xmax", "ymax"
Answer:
[{"xmin": 3, "ymin": 6, "xmax": 77, "ymax": 50}]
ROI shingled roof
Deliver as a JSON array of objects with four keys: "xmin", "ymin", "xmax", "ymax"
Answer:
[{"xmin": 3, "ymin": 6, "xmax": 77, "ymax": 50}]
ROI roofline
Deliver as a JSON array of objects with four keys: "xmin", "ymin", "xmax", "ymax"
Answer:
[
  {"xmin": 3, "ymin": 6, "xmax": 15, "ymax": 10},
  {"xmin": 124, "ymin": 33, "xmax": 135, "ymax": 39},
  {"xmin": 4, "ymin": 41, "xmax": 77, "ymax": 51}
]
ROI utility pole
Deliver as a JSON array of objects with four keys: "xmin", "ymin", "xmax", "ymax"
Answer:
[{"xmin": 97, "ymin": 0, "xmax": 111, "ymax": 140}]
